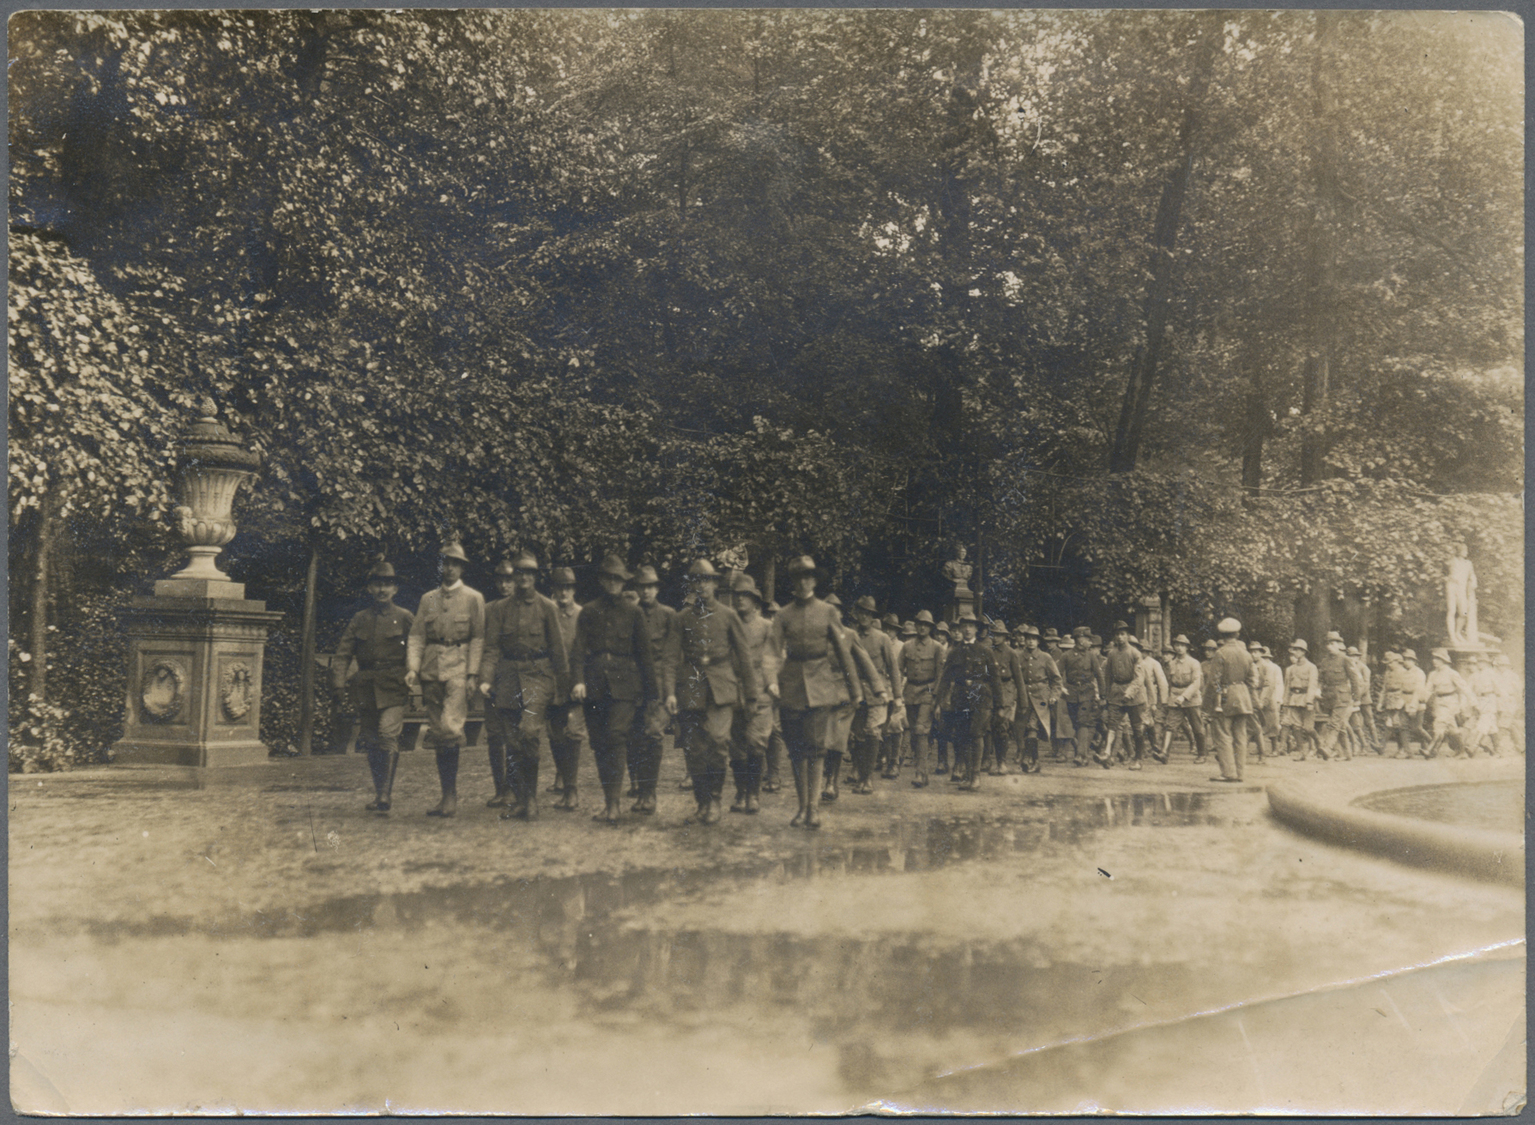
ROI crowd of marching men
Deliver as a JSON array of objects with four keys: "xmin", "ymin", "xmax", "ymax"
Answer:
[{"xmin": 330, "ymin": 542, "xmax": 1523, "ymax": 829}]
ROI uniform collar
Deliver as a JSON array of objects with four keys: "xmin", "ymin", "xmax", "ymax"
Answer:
[{"xmin": 440, "ymin": 580, "xmax": 463, "ymax": 594}]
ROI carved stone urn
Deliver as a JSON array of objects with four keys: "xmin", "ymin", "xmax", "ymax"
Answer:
[{"xmin": 113, "ymin": 402, "xmax": 283, "ymax": 768}]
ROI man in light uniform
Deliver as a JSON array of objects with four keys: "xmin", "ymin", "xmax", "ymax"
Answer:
[
  {"xmin": 406, "ymin": 538, "xmax": 486, "ymax": 818},
  {"xmin": 850, "ymin": 596, "xmax": 900, "ymax": 794},
  {"xmin": 1422, "ymin": 648, "xmax": 1474, "ymax": 758},
  {"xmin": 729, "ymin": 573, "xmax": 777, "ymax": 813},
  {"xmin": 333, "ymin": 557, "xmax": 413, "ymax": 814},
  {"xmin": 1206, "ymin": 618, "xmax": 1258, "ymax": 782},
  {"xmin": 1160, "ymin": 634, "xmax": 1206, "ymax": 762},
  {"xmin": 1282, "ymin": 640, "xmax": 1321, "ymax": 759},
  {"xmin": 901, "ymin": 610, "xmax": 945, "ymax": 787}
]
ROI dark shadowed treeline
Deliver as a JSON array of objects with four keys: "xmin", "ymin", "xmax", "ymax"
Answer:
[{"xmin": 9, "ymin": 10, "xmax": 1522, "ymax": 764}]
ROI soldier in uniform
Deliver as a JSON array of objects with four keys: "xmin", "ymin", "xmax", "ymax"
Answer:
[
  {"xmin": 1198, "ymin": 638, "xmax": 1221, "ymax": 764},
  {"xmin": 630, "ymin": 565, "xmax": 679, "ymax": 812},
  {"xmin": 983, "ymin": 620, "xmax": 1020, "ymax": 774},
  {"xmin": 762, "ymin": 600, "xmax": 788, "ymax": 792},
  {"xmin": 901, "ymin": 610, "xmax": 944, "ymax": 787},
  {"xmin": 1015, "ymin": 624, "xmax": 1061, "ymax": 774},
  {"xmin": 1256, "ymin": 645, "xmax": 1285, "ymax": 759},
  {"xmin": 768, "ymin": 556, "xmax": 862, "ymax": 829},
  {"xmin": 729, "ymin": 573, "xmax": 776, "ymax": 813},
  {"xmin": 1466, "ymin": 653, "xmax": 1502, "ymax": 756},
  {"xmin": 1206, "ymin": 618, "xmax": 1259, "ymax": 781},
  {"xmin": 570, "ymin": 554, "xmax": 660, "ymax": 824},
  {"xmin": 478, "ymin": 550, "xmax": 570, "ymax": 821},
  {"xmin": 1041, "ymin": 628, "xmax": 1072, "ymax": 759},
  {"xmin": 884, "ymin": 619, "xmax": 919, "ymax": 778},
  {"xmin": 1399, "ymin": 649, "xmax": 1430, "ymax": 753},
  {"xmin": 1096, "ymin": 622, "xmax": 1146, "ymax": 769},
  {"xmin": 1347, "ymin": 646, "xmax": 1380, "ymax": 754},
  {"xmin": 1160, "ymin": 635, "xmax": 1205, "ymax": 762},
  {"xmin": 1133, "ymin": 635, "xmax": 1167, "ymax": 757},
  {"xmin": 1242, "ymin": 640, "xmax": 1274, "ymax": 761},
  {"xmin": 1282, "ymin": 639, "xmax": 1320, "ymax": 758},
  {"xmin": 822, "ymin": 594, "xmax": 884, "ymax": 801},
  {"xmin": 935, "ymin": 608, "xmax": 1001, "ymax": 790},
  {"xmin": 850, "ymin": 596, "xmax": 900, "ymax": 794},
  {"xmin": 333, "ymin": 557, "xmax": 413, "ymax": 814},
  {"xmin": 1058, "ymin": 627, "xmax": 1097, "ymax": 766},
  {"xmin": 671, "ymin": 560, "xmax": 758, "ymax": 825},
  {"xmin": 1376, "ymin": 650, "xmax": 1414, "ymax": 758},
  {"xmin": 932, "ymin": 620, "xmax": 954, "ymax": 774},
  {"xmin": 546, "ymin": 567, "xmax": 586, "ymax": 811},
  {"xmin": 478, "ymin": 559, "xmax": 521, "ymax": 808},
  {"xmin": 1494, "ymin": 654, "xmax": 1522, "ymax": 755},
  {"xmin": 1422, "ymin": 648, "xmax": 1474, "ymax": 758},
  {"xmin": 406, "ymin": 538, "xmax": 486, "ymax": 818},
  {"xmin": 1313, "ymin": 631, "xmax": 1364, "ymax": 761}
]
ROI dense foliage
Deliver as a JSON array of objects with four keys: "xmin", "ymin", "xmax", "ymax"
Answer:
[{"xmin": 10, "ymin": 10, "xmax": 1522, "ymax": 768}]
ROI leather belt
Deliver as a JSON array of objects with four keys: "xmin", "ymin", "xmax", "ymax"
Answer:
[
  {"xmin": 429, "ymin": 639, "xmax": 468, "ymax": 647},
  {"xmin": 787, "ymin": 649, "xmax": 830, "ymax": 661},
  {"xmin": 500, "ymin": 647, "xmax": 550, "ymax": 660},
  {"xmin": 906, "ymin": 677, "xmax": 934, "ymax": 685},
  {"xmin": 356, "ymin": 660, "xmax": 406, "ymax": 671}
]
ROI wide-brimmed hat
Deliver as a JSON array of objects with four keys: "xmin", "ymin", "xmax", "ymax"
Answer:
[
  {"xmin": 936, "ymin": 621, "xmax": 952, "ymax": 635},
  {"xmin": 439, "ymin": 537, "xmax": 469, "ymax": 564},
  {"xmin": 597, "ymin": 554, "xmax": 633, "ymax": 581},
  {"xmin": 1111, "ymin": 619, "xmax": 1130, "ymax": 633},
  {"xmin": 685, "ymin": 559, "xmax": 720, "ymax": 579},
  {"xmin": 1346, "ymin": 645, "xmax": 1361, "ymax": 657},
  {"xmin": 1248, "ymin": 640, "xmax": 1264, "ymax": 652},
  {"xmin": 825, "ymin": 593, "xmax": 843, "ymax": 608},
  {"xmin": 1021, "ymin": 624, "xmax": 1041, "ymax": 639},
  {"xmin": 1431, "ymin": 647, "xmax": 1451, "ymax": 663},
  {"xmin": 494, "ymin": 559, "xmax": 519, "ymax": 577},
  {"xmin": 1203, "ymin": 638, "xmax": 1219, "ymax": 651},
  {"xmin": 1089, "ymin": 634, "xmax": 1104, "ymax": 646},
  {"xmin": 731, "ymin": 573, "xmax": 764, "ymax": 602},
  {"xmin": 1325, "ymin": 630, "xmax": 1345, "ymax": 645},
  {"xmin": 1217, "ymin": 617, "xmax": 1241, "ymax": 635},
  {"xmin": 366, "ymin": 556, "xmax": 398, "ymax": 582},
  {"xmin": 1402, "ymin": 648, "xmax": 1417, "ymax": 661},
  {"xmin": 765, "ymin": 601, "xmax": 781, "ymax": 615},
  {"xmin": 989, "ymin": 620, "xmax": 1008, "ymax": 637},
  {"xmin": 882, "ymin": 613, "xmax": 900, "ymax": 629},
  {"xmin": 1072, "ymin": 626, "xmax": 1091, "ymax": 639},
  {"xmin": 1128, "ymin": 635, "xmax": 1144, "ymax": 649},
  {"xmin": 550, "ymin": 567, "xmax": 576, "ymax": 587},
  {"xmin": 784, "ymin": 555, "xmax": 824, "ymax": 580},
  {"xmin": 632, "ymin": 565, "xmax": 660, "ymax": 586},
  {"xmin": 854, "ymin": 595, "xmax": 879, "ymax": 615},
  {"xmin": 1383, "ymin": 649, "xmax": 1402, "ymax": 662},
  {"xmin": 1042, "ymin": 627, "xmax": 1060, "ymax": 641},
  {"xmin": 511, "ymin": 549, "xmax": 539, "ymax": 572},
  {"xmin": 1171, "ymin": 634, "xmax": 1191, "ymax": 647},
  {"xmin": 1289, "ymin": 639, "xmax": 1308, "ymax": 653},
  {"xmin": 900, "ymin": 619, "xmax": 918, "ymax": 637},
  {"xmin": 914, "ymin": 609, "xmax": 936, "ymax": 626}
]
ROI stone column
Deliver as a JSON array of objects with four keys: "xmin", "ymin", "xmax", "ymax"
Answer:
[{"xmin": 113, "ymin": 403, "xmax": 283, "ymax": 768}]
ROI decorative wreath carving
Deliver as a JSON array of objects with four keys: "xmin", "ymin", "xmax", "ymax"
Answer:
[
  {"xmin": 140, "ymin": 660, "xmax": 187, "ymax": 722},
  {"xmin": 219, "ymin": 661, "xmax": 255, "ymax": 722}
]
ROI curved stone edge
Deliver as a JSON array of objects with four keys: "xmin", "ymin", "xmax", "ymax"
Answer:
[{"xmin": 1267, "ymin": 780, "xmax": 1524, "ymax": 888}]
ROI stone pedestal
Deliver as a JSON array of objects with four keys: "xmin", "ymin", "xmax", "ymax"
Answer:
[{"xmin": 113, "ymin": 577, "xmax": 284, "ymax": 767}]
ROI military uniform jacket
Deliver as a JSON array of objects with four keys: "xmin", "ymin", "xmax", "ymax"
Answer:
[
  {"xmin": 1400, "ymin": 664, "xmax": 1428, "ymax": 712},
  {"xmin": 638, "ymin": 600, "xmax": 680, "ymax": 700},
  {"xmin": 1423, "ymin": 665, "xmax": 1473, "ymax": 717},
  {"xmin": 1259, "ymin": 659, "xmax": 1285, "ymax": 710},
  {"xmin": 552, "ymin": 600, "xmax": 582, "ymax": 704},
  {"xmin": 572, "ymin": 594, "xmax": 658, "ymax": 703},
  {"xmin": 1209, "ymin": 641, "xmax": 1259, "ymax": 715},
  {"xmin": 334, "ymin": 603, "xmax": 415, "ymax": 710},
  {"xmin": 841, "ymin": 624, "xmax": 888, "ymax": 702},
  {"xmin": 1201, "ymin": 657, "xmax": 1221, "ymax": 714},
  {"xmin": 900, "ymin": 637, "xmax": 945, "ymax": 705},
  {"xmin": 478, "ymin": 591, "xmax": 571, "ymax": 710},
  {"xmin": 991, "ymin": 642, "xmax": 1021, "ymax": 711},
  {"xmin": 1377, "ymin": 664, "xmax": 1414, "ymax": 710},
  {"xmin": 1352, "ymin": 660, "xmax": 1373, "ymax": 708},
  {"xmin": 1140, "ymin": 657, "xmax": 1169, "ymax": 708},
  {"xmin": 737, "ymin": 612, "xmax": 777, "ymax": 698},
  {"xmin": 407, "ymin": 583, "xmax": 486, "ymax": 681},
  {"xmin": 1470, "ymin": 668, "xmax": 1500, "ymax": 712},
  {"xmin": 936, "ymin": 640, "xmax": 1002, "ymax": 714},
  {"xmin": 1284, "ymin": 659, "xmax": 1320, "ymax": 707},
  {"xmin": 1017, "ymin": 647, "xmax": 1061, "ymax": 728},
  {"xmin": 1099, "ymin": 644, "xmax": 1144, "ymax": 706},
  {"xmin": 857, "ymin": 625, "xmax": 903, "ymax": 705},
  {"xmin": 1059, "ymin": 649, "xmax": 1099, "ymax": 704},
  {"xmin": 1315, "ymin": 652, "xmax": 1364, "ymax": 712},
  {"xmin": 674, "ymin": 596, "xmax": 760, "ymax": 711},
  {"xmin": 769, "ymin": 597, "xmax": 862, "ymax": 710},
  {"xmin": 1164, "ymin": 654, "xmax": 1203, "ymax": 707}
]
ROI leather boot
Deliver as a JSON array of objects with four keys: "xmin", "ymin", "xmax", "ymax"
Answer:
[
  {"xmin": 821, "ymin": 754, "xmax": 841, "ymax": 802},
  {"xmin": 427, "ymin": 747, "xmax": 459, "ymax": 816},
  {"xmin": 521, "ymin": 757, "xmax": 540, "ymax": 820},
  {"xmin": 592, "ymin": 783, "xmax": 623, "ymax": 824},
  {"xmin": 486, "ymin": 741, "xmax": 510, "ymax": 806},
  {"xmin": 365, "ymin": 746, "xmax": 389, "ymax": 811},
  {"xmin": 375, "ymin": 750, "xmax": 399, "ymax": 813},
  {"xmin": 804, "ymin": 758, "xmax": 825, "ymax": 828},
  {"xmin": 790, "ymin": 758, "xmax": 808, "ymax": 826}
]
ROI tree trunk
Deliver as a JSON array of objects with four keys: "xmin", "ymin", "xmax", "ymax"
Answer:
[
  {"xmin": 297, "ymin": 543, "xmax": 320, "ymax": 757},
  {"xmin": 1299, "ymin": 11, "xmax": 1340, "ymax": 486},
  {"xmin": 762, "ymin": 556, "xmax": 776, "ymax": 608},
  {"xmin": 1108, "ymin": 15, "xmax": 1220, "ymax": 474},
  {"xmin": 28, "ymin": 487, "xmax": 59, "ymax": 705}
]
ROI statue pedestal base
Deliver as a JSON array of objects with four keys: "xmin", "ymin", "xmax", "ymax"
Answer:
[{"xmin": 112, "ymin": 581, "xmax": 284, "ymax": 768}]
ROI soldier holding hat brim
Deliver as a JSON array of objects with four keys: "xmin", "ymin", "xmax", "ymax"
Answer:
[
  {"xmin": 767, "ymin": 557, "xmax": 863, "ymax": 828},
  {"xmin": 570, "ymin": 554, "xmax": 660, "ymax": 824},
  {"xmin": 333, "ymin": 556, "xmax": 414, "ymax": 814},
  {"xmin": 406, "ymin": 537, "xmax": 486, "ymax": 818},
  {"xmin": 478, "ymin": 550, "xmax": 570, "ymax": 821},
  {"xmin": 1281, "ymin": 639, "xmax": 1321, "ymax": 759}
]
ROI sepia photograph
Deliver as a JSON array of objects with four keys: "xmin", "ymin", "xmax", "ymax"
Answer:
[{"xmin": 7, "ymin": 6, "xmax": 1525, "ymax": 1115}]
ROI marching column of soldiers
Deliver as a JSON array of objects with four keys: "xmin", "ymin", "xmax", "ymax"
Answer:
[{"xmin": 331, "ymin": 543, "xmax": 1524, "ymax": 825}]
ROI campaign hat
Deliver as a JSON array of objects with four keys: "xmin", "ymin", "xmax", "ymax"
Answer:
[
  {"xmin": 494, "ymin": 559, "xmax": 519, "ymax": 577},
  {"xmin": 366, "ymin": 556, "xmax": 398, "ymax": 582},
  {"xmin": 1171, "ymin": 634, "xmax": 1191, "ymax": 647},
  {"xmin": 900, "ymin": 619, "xmax": 918, "ymax": 637},
  {"xmin": 882, "ymin": 613, "xmax": 900, "ymax": 630},
  {"xmin": 731, "ymin": 573, "xmax": 764, "ymax": 602},
  {"xmin": 1402, "ymin": 648, "xmax": 1418, "ymax": 661},
  {"xmin": 1431, "ymin": 647, "xmax": 1452, "ymax": 663},
  {"xmin": 597, "ymin": 554, "xmax": 633, "ymax": 581},
  {"xmin": 1203, "ymin": 638, "xmax": 1219, "ymax": 651},
  {"xmin": 1111, "ymin": 619, "xmax": 1131, "ymax": 633},
  {"xmin": 686, "ymin": 559, "xmax": 721, "ymax": 579},
  {"xmin": 633, "ymin": 565, "xmax": 661, "ymax": 586},
  {"xmin": 854, "ymin": 595, "xmax": 879, "ymax": 615},
  {"xmin": 439, "ymin": 536, "xmax": 470, "ymax": 564},
  {"xmin": 1042, "ymin": 627, "xmax": 1060, "ymax": 641},
  {"xmin": 914, "ymin": 609, "xmax": 936, "ymax": 626},
  {"xmin": 511, "ymin": 549, "xmax": 539, "ymax": 572},
  {"xmin": 1072, "ymin": 626, "xmax": 1091, "ymax": 639},
  {"xmin": 785, "ymin": 555, "xmax": 824, "ymax": 579},
  {"xmin": 550, "ymin": 567, "xmax": 577, "ymax": 587},
  {"xmin": 1289, "ymin": 639, "xmax": 1308, "ymax": 653},
  {"xmin": 1325, "ymin": 630, "xmax": 1345, "ymax": 645}
]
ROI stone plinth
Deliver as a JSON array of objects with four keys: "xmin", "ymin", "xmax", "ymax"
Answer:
[{"xmin": 112, "ymin": 579, "xmax": 284, "ymax": 768}]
